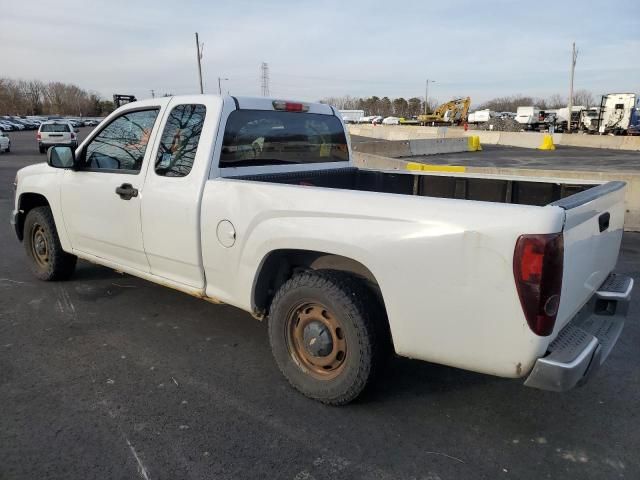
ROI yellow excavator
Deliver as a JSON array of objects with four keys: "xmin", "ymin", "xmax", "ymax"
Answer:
[{"xmin": 418, "ymin": 97, "xmax": 471, "ymax": 126}]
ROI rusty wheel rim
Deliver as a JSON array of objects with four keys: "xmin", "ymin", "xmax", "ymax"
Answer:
[
  {"xmin": 286, "ymin": 302, "xmax": 347, "ymax": 380},
  {"xmin": 31, "ymin": 223, "xmax": 49, "ymax": 268}
]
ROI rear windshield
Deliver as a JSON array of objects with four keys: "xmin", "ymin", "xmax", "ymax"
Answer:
[
  {"xmin": 220, "ymin": 110, "xmax": 348, "ymax": 168},
  {"xmin": 41, "ymin": 123, "xmax": 70, "ymax": 133}
]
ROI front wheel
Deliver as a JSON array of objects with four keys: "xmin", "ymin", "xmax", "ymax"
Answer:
[
  {"xmin": 23, "ymin": 207, "xmax": 77, "ymax": 281},
  {"xmin": 268, "ymin": 270, "xmax": 386, "ymax": 405}
]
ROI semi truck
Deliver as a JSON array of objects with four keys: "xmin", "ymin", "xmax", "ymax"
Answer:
[{"xmin": 597, "ymin": 93, "xmax": 640, "ymax": 135}]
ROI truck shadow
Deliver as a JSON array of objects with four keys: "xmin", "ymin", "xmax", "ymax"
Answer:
[{"xmin": 363, "ymin": 355, "xmax": 507, "ymax": 403}]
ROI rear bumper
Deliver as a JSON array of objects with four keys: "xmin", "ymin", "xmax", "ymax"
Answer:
[
  {"xmin": 39, "ymin": 141, "xmax": 77, "ymax": 147},
  {"xmin": 524, "ymin": 273, "xmax": 633, "ymax": 392}
]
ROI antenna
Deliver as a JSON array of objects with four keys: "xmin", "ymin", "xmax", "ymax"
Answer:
[
  {"xmin": 195, "ymin": 32, "xmax": 204, "ymax": 94},
  {"xmin": 260, "ymin": 62, "xmax": 270, "ymax": 97}
]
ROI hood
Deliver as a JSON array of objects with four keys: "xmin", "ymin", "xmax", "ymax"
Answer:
[{"xmin": 17, "ymin": 162, "xmax": 50, "ymax": 180}]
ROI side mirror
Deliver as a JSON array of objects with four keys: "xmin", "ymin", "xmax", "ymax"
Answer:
[
  {"xmin": 47, "ymin": 145, "xmax": 76, "ymax": 169},
  {"xmin": 75, "ymin": 128, "xmax": 80, "ymax": 133}
]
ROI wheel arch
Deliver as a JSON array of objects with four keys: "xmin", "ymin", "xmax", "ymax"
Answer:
[
  {"xmin": 16, "ymin": 192, "xmax": 51, "ymax": 241},
  {"xmin": 251, "ymin": 249, "xmax": 387, "ymax": 317}
]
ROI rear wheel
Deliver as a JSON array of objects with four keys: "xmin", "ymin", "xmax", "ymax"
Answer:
[
  {"xmin": 39, "ymin": 145, "xmax": 45, "ymax": 154},
  {"xmin": 268, "ymin": 270, "xmax": 387, "ymax": 405},
  {"xmin": 23, "ymin": 207, "xmax": 77, "ymax": 281}
]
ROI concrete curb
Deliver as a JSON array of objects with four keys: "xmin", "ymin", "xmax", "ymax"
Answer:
[
  {"xmin": 352, "ymin": 137, "xmax": 477, "ymax": 158},
  {"xmin": 348, "ymin": 125, "xmax": 640, "ymax": 151}
]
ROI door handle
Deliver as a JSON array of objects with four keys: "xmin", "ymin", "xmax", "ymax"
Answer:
[
  {"xmin": 115, "ymin": 183, "xmax": 138, "ymax": 200},
  {"xmin": 598, "ymin": 212, "xmax": 610, "ymax": 232}
]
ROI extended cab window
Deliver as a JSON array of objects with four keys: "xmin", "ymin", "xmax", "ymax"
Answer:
[
  {"xmin": 155, "ymin": 104, "xmax": 206, "ymax": 177},
  {"xmin": 82, "ymin": 109, "xmax": 159, "ymax": 172},
  {"xmin": 220, "ymin": 110, "xmax": 348, "ymax": 167}
]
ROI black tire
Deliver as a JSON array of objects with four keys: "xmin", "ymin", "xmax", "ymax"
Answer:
[
  {"xmin": 268, "ymin": 270, "xmax": 387, "ymax": 405},
  {"xmin": 39, "ymin": 145, "xmax": 45, "ymax": 154},
  {"xmin": 23, "ymin": 206, "xmax": 77, "ymax": 281}
]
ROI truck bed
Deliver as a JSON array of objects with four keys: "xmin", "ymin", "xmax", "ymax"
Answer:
[{"xmin": 235, "ymin": 167, "xmax": 595, "ymax": 206}]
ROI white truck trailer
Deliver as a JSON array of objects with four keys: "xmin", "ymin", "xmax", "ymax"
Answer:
[{"xmin": 338, "ymin": 109, "xmax": 365, "ymax": 124}]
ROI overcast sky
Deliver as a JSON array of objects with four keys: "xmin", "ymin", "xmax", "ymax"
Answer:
[{"xmin": 2, "ymin": 0, "xmax": 639, "ymax": 105}]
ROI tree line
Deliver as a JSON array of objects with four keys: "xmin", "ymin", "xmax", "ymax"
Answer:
[
  {"xmin": 320, "ymin": 89, "xmax": 597, "ymax": 117},
  {"xmin": 476, "ymin": 90, "xmax": 596, "ymax": 112},
  {"xmin": 319, "ymin": 95, "xmax": 439, "ymax": 118},
  {"xmin": 0, "ymin": 77, "xmax": 114, "ymax": 116}
]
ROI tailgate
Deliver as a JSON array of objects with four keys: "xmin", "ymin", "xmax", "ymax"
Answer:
[{"xmin": 552, "ymin": 181, "xmax": 626, "ymax": 334}]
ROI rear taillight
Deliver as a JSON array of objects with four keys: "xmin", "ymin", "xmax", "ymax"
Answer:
[
  {"xmin": 513, "ymin": 233, "xmax": 564, "ymax": 336},
  {"xmin": 71, "ymin": 133, "xmax": 76, "ymax": 139},
  {"xmin": 36, "ymin": 133, "xmax": 41, "ymax": 140}
]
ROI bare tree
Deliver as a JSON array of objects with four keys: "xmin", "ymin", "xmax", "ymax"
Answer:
[
  {"xmin": 0, "ymin": 77, "xmax": 112, "ymax": 116},
  {"xmin": 572, "ymin": 89, "xmax": 594, "ymax": 108},
  {"xmin": 477, "ymin": 95, "xmax": 536, "ymax": 112},
  {"xmin": 18, "ymin": 80, "xmax": 46, "ymax": 115},
  {"xmin": 546, "ymin": 94, "xmax": 566, "ymax": 109}
]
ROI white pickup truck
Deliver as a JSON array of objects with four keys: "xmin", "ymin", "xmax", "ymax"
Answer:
[{"xmin": 11, "ymin": 95, "xmax": 633, "ymax": 404}]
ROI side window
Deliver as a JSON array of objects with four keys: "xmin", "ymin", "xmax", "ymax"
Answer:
[
  {"xmin": 83, "ymin": 109, "xmax": 159, "ymax": 172},
  {"xmin": 155, "ymin": 104, "xmax": 206, "ymax": 177}
]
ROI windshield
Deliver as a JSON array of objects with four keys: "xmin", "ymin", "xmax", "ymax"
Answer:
[{"xmin": 220, "ymin": 110, "xmax": 348, "ymax": 168}]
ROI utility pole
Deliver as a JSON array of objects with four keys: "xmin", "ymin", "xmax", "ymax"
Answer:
[
  {"xmin": 424, "ymin": 79, "xmax": 435, "ymax": 114},
  {"xmin": 567, "ymin": 42, "xmax": 578, "ymax": 133},
  {"xmin": 218, "ymin": 77, "xmax": 229, "ymax": 95},
  {"xmin": 195, "ymin": 32, "xmax": 204, "ymax": 94},
  {"xmin": 150, "ymin": 89, "xmax": 155, "ymax": 99},
  {"xmin": 260, "ymin": 62, "xmax": 270, "ymax": 97}
]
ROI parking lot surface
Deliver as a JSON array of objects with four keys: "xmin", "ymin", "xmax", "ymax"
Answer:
[
  {"xmin": 350, "ymin": 135, "xmax": 640, "ymax": 172},
  {"xmin": 1, "ymin": 130, "xmax": 639, "ymax": 479}
]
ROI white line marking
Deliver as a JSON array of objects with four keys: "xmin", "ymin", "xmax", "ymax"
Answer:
[
  {"xmin": 0, "ymin": 278, "xmax": 26, "ymax": 285},
  {"xmin": 424, "ymin": 451, "xmax": 465, "ymax": 464},
  {"xmin": 125, "ymin": 437, "xmax": 150, "ymax": 480}
]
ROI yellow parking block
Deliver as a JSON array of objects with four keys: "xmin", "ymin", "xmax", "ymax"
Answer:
[{"xmin": 406, "ymin": 162, "xmax": 466, "ymax": 173}]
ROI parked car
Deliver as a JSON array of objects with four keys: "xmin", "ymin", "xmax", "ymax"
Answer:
[
  {"xmin": 0, "ymin": 121, "xmax": 14, "ymax": 131},
  {"xmin": 12, "ymin": 118, "xmax": 38, "ymax": 130},
  {"xmin": 83, "ymin": 119, "xmax": 100, "ymax": 126},
  {"xmin": 371, "ymin": 115, "xmax": 384, "ymax": 124},
  {"xmin": 37, "ymin": 121, "xmax": 78, "ymax": 154},
  {"xmin": 1, "ymin": 119, "xmax": 25, "ymax": 131},
  {"xmin": 357, "ymin": 116, "xmax": 375, "ymax": 123},
  {"xmin": 0, "ymin": 131, "xmax": 10, "ymax": 152},
  {"xmin": 11, "ymin": 95, "xmax": 633, "ymax": 405},
  {"xmin": 382, "ymin": 116, "xmax": 400, "ymax": 125}
]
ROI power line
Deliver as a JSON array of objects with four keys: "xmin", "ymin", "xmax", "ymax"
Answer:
[{"xmin": 260, "ymin": 62, "xmax": 270, "ymax": 97}]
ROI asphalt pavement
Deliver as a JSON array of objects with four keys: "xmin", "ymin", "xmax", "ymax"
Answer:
[
  {"xmin": 350, "ymin": 135, "xmax": 640, "ymax": 172},
  {"xmin": 1, "ymin": 129, "xmax": 639, "ymax": 479}
]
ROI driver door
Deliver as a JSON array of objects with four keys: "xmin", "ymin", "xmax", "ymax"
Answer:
[{"xmin": 60, "ymin": 108, "xmax": 161, "ymax": 272}]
